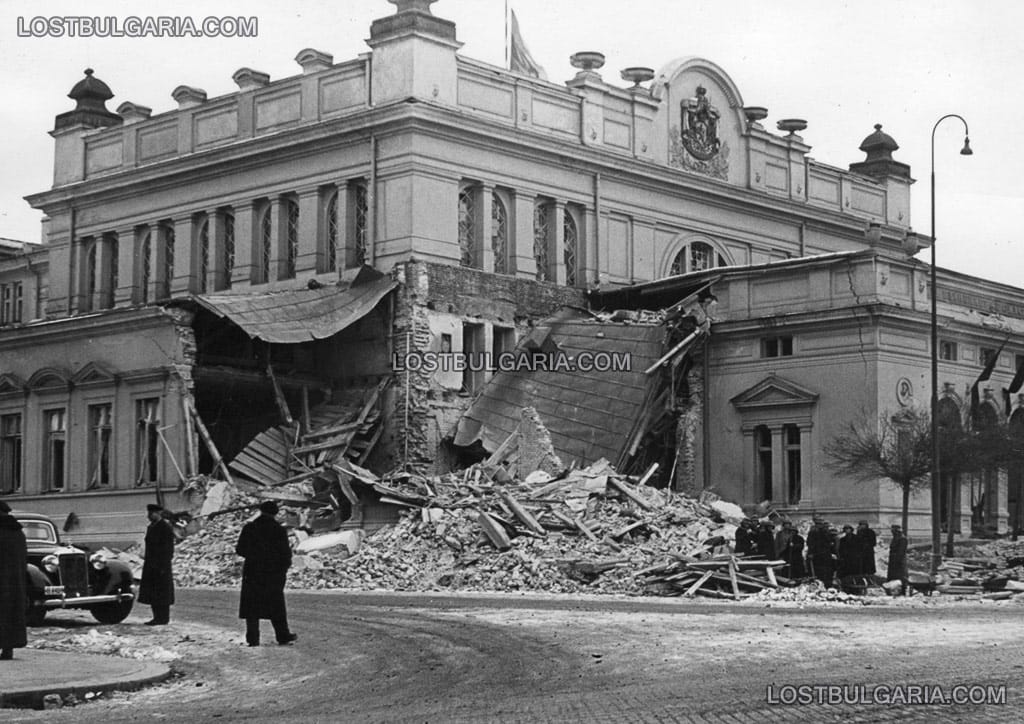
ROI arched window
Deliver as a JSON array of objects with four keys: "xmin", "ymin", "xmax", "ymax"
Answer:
[
  {"xmin": 564, "ymin": 211, "xmax": 579, "ymax": 287},
  {"xmin": 351, "ymin": 181, "xmax": 368, "ymax": 268},
  {"xmin": 197, "ymin": 219, "xmax": 210, "ymax": 293},
  {"xmin": 285, "ymin": 199, "xmax": 299, "ymax": 279},
  {"xmin": 492, "ymin": 192, "xmax": 508, "ymax": 275},
  {"xmin": 669, "ymin": 239, "xmax": 728, "ymax": 276},
  {"xmin": 458, "ymin": 187, "xmax": 476, "ymax": 268},
  {"xmin": 325, "ymin": 192, "xmax": 338, "ymax": 273},
  {"xmin": 533, "ymin": 203, "xmax": 550, "ymax": 282},
  {"xmin": 222, "ymin": 212, "xmax": 235, "ymax": 290},
  {"xmin": 139, "ymin": 231, "xmax": 151, "ymax": 304},
  {"xmin": 259, "ymin": 206, "xmax": 272, "ymax": 283},
  {"xmin": 84, "ymin": 241, "xmax": 98, "ymax": 311}
]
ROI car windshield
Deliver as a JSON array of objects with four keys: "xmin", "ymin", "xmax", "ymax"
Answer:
[{"xmin": 19, "ymin": 520, "xmax": 58, "ymax": 544}]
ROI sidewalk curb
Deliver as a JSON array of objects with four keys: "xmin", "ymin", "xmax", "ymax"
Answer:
[{"xmin": 0, "ymin": 651, "xmax": 172, "ymax": 709}]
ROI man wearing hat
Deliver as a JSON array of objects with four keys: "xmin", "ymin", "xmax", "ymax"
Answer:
[
  {"xmin": 0, "ymin": 500, "xmax": 27, "ymax": 660},
  {"xmin": 887, "ymin": 524, "xmax": 909, "ymax": 596},
  {"xmin": 836, "ymin": 524, "xmax": 861, "ymax": 579},
  {"xmin": 806, "ymin": 516, "xmax": 837, "ymax": 587},
  {"xmin": 855, "ymin": 520, "xmax": 878, "ymax": 576},
  {"xmin": 235, "ymin": 500, "xmax": 297, "ymax": 646},
  {"xmin": 138, "ymin": 503, "xmax": 175, "ymax": 625}
]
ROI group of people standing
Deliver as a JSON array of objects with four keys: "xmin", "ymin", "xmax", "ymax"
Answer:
[{"xmin": 734, "ymin": 516, "xmax": 910, "ymax": 593}]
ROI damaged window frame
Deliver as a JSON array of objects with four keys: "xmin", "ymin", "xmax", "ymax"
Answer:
[
  {"xmin": 135, "ymin": 397, "xmax": 161, "ymax": 487},
  {"xmin": 0, "ymin": 412, "xmax": 23, "ymax": 494}
]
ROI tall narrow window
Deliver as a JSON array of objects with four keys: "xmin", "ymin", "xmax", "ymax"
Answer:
[
  {"xmin": 285, "ymin": 199, "xmax": 299, "ymax": 279},
  {"xmin": 87, "ymin": 404, "xmax": 112, "ymax": 489},
  {"xmin": 108, "ymin": 235, "xmax": 119, "ymax": 308},
  {"xmin": 0, "ymin": 414, "xmax": 22, "ymax": 494},
  {"xmin": 43, "ymin": 409, "xmax": 66, "ymax": 492},
  {"xmin": 140, "ymin": 231, "xmax": 152, "ymax": 304},
  {"xmin": 223, "ymin": 212, "xmax": 235, "ymax": 290},
  {"xmin": 197, "ymin": 219, "xmax": 210, "ymax": 293},
  {"xmin": 12, "ymin": 283, "xmax": 22, "ymax": 322},
  {"xmin": 325, "ymin": 192, "xmax": 339, "ymax": 273},
  {"xmin": 784, "ymin": 424, "xmax": 801, "ymax": 504},
  {"xmin": 84, "ymin": 241, "xmax": 98, "ymax": 311},
  {"xmin": 135, "ymin": 398, "xmax": 160, "ymax": 486},
  {"xmin": 458, "ymin": 187, "xmax": 476, "ymax": 268},
  {"xmin": 1, "ymin": 285, "xmax": 11, "ymax": 325},
  {"xmin": 492, "ymin": 193, "xmax": 508, "ymax": 274},
  {"xmin": 563, "ymin": 211, "xmax": 579, "ymax": 287},
  {"xmin": 352, "ymin": 182, "xmax": 368, "ymax": 268},
  {"xmin": 259, "ymin": 206, "xmax": 272, "ymax": 283},
  {"xmin": 162, "ymin": 225, "xmax": 175, "ymax": 299},
  {"xmin": 533, "ymin": 203, "xmax": 550, "ymax": 282},
  {"xmin": 755, "ymin": 425, "xmax": 772, "ymax": 501}
]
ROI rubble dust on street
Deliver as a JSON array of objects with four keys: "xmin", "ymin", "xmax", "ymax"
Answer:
[{"xmin": 9, "ymin": 588, "xmax": 1023, "ymax": 723}]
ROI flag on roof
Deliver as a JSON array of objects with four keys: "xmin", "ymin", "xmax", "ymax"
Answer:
[{"xmin": 509, "ymin": 9, "xmax": 547, "ymax": 80}]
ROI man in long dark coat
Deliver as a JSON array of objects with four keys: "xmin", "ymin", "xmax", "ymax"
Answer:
[
  {"xmin": 887, "ymin": 524, "xmax": 909, "ymax": 596},
  {"xmin": 774, "ymin": 521, "xmax": 805, "ymax": 579},
  {"xmin": 806, "ymin": 517, "xmax": 837, "ymax": 587},
  {"xmin": 855, "ymin": 520, "xmax": 878, "ymax": 576},
  {"xmin": 0, "ymin": 500, "xmax": 27, "ymax": 660},
  {"xmin": 236, "ymin": 501, "xmax": 296, "ymax": 646},
  {"xmin": 836, "ymin": 524, "xmax": 861, "ymax": 579},
  {"xmin": 138, "ymin": 503, "xmax": 175, "ymax": 625}
]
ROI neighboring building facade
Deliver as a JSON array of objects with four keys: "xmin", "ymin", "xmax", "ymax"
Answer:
[{"xmin": 3, "ymin": 0, "xmax": 1022, "ymax": 542}]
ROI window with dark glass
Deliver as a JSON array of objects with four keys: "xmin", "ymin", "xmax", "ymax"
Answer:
[
  {"xmin": 325, "ymin": 192, "xmax": 338, "ymax": 273},
  {"xmin": 755, "ymin": 425, "xmax": 772, "ymax": 501},
  {"xmin": 161, "ymin": 225, "xmax": 175, "ymax": 299},
  {"xmin": 259, "ymin": 206, "xmax": 272, "ymax": 283},
  {"xmin": 458, "ymin": 187, "xmax": 477, "ymax": 268},
  {"xmin": 0, "ymin": 283, "xmax": 23, "ymax": 325},
  {"xmin": 0, "ymin": 414, "xmax": 22, "ymax": 494},
  {"xmin": 285, "ymin": 199, "xmax": 299, "ymax": 279},
  {"xmin": 197, "ymin": 219, "xmax": 210, "ymax": 293},
  {"xmin": 136, "ymin": 398, "xmax": 160, "ymax": 486},
  {"xmin": 784, "ymin": 424, "xmax": 801, "ymax": 504},
  {"xmin": 350, "ymin": 181, "xmax": 368, "ymax": 268},
  {"xmin": 762, "ymin": 336, "xmax": 794, "ymax": 358},
  {"xmin": 223, "ymin": 212, "xmax": 235, "ymax": 290},
  {"xmin": 564, "ymin": 211, "xmax": 579, "ymax": 287},
  {"xmin": 492, "ymin": 193, "xmax": 508, "ymax": 274},
  {"xmin": 84, "ymin": 240, "xmax": 98, "ymax": 311},
  {"xmin": 139, "ymin": 231, "xmax": 152, "ymax": 304},
  {"xmin": 87, "ymin": 403, "xmax": 112, "ymax": 489},
  {"xmin": 43, "ymin": 409, "xmax": 66, "ymax": 492},
  {"xmin": 939, "ymin": 340, "xmax": 957, "ymax": 361},
  {"xmin": 533, "ymin": 203, "xmax": 550, "ymax": 282}
]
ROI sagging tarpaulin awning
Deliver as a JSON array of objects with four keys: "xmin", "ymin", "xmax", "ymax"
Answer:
[{"xmin": 191, "ymin": 276, "xmax": 397, "ymax": 344}]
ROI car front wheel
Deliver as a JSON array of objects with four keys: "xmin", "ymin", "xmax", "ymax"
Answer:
[{"xmin": 90, "ymin": 595, "xmax": 134, "ymax": 625}]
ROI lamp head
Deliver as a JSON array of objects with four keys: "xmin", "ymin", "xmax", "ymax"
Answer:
[{"xmin": 960, "ymin": 136, "xmax": 973, "ymax": 155}]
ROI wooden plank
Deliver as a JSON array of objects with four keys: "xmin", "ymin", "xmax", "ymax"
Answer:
[
  {"xmin": 498, "ymin": 490, "xmax": 546, "ymax": 536},
  {"xmin": 765, "ymin": 565, "xmax": 778, "ymax": 587},
  {"xmin": 357, "ymin": 424, "xmax": 384, "ymax": 465},
  {"xmin": 301, "ymin": 385, "xmax": 311, "ymax": 436},
  {"xmin": 180, "ymin": 396, "xmax": 197, "ymax": 477},
  {"xmin": 229, "ymin": 457, "xmax": 279, "ymax": 486},
  {"xmin": 485, "ymin": 431, "xmax": 519, "ymax": 466},
  {"xmin": 477, "ymin": 511, "xmax": 512, "ymax": 550},
  {"xmin": 607, "ymin": 477, "xmax": 654, "ymax": 510},
  {"xmin": 266, "ymin": 361, "xmax": 294, "ymax": 425},
  {"xmin": 303, "ymin": 420, "xmax": 363, "ymax": 441},
  {"xmin": 188, "ymin": 399, "xmax": 233, "ymax": 485},
  {"xmin": 683, "ymin": 570, "xmax": 715, "ymax": 597},
  {"xmin": 293, "ymin": 433, "xmax": 357, "ymax": 456},
  {"xmin": 728, "ymin": 559, "xmax": 741, "ymax": 601},
  {"xmin": 635, "ymin": 462, "xmax": 660, "ymax": 487},
  {"xmin": 232, "ymin": 451, "xmax": 286, "ymax": 481}
]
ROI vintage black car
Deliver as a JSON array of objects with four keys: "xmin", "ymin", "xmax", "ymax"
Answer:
[{"xmin": 17, "ymin": 511, "xmax": 135, "ymax": 625}]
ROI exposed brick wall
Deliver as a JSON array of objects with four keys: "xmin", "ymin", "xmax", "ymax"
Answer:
[
  {"xmin": 518, "ymin": 406, "xmax": 564, "ymax": 477},
  {"xmin": 387, "ymin": 260, "xmax": 586, "ymax": 471},
  {"xmin": 674, "ymin": 347, "xmax": 705, "ymax": 493}
]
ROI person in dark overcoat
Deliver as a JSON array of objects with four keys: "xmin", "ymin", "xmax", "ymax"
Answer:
[
  {"xmin": 836, "ymin": 524, "xmax": 862, "ymax": 578},
  {"xmin": 806, "ymin": 517, "xmax": 837, "ymax": 587},
  {"xmin": 887, "ymin": 524, "xmax": 909, "ymax": 596},
  {"xmin": 855, "ymin": 520, "xmax": 878, "ymax": 576},
  {"xmin": 734, "ymin": 519, "xmax": 754, "ymax": 556},
  {"xmin": 755, "ymin": 521, "xmax": 775, "ymax": 558},
  {"xmin": 774, "ymin": 521, "xmax": 805, "ymax": 579},
  {"xmin": 138, "ymin": 503, "xmax": 175, "ymax": 625},
  {"xmin": 236, "ymin": 501, "xmax": 296, "ymax": 646},
  {"xmin": 0, "ymin": 500, "xmax": 27, "ymax": 659}
]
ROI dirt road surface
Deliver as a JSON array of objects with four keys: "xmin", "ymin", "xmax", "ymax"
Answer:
[{"xmin": 7, "ymin": 589, "xmax": 1023, "ymax": 723}]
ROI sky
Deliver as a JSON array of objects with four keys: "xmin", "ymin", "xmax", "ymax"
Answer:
[{"xmin": 1, "ymin": 0, "xmax": 1021, "ymax": 286}]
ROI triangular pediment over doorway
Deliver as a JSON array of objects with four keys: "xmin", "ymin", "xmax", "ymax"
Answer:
[{"xmin": 731, "ymin": 374, "xmax": 819, "ymax": 410}]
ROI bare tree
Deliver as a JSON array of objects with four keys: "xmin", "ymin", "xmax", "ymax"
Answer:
[{"xmin": 824, "ymin": 409, "xmax": 931, "ymax": 533}]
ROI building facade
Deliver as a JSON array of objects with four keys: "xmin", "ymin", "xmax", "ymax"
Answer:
[{"xmin": 3, "ymin": 0, "xmax": 1022, "ymax": 543}]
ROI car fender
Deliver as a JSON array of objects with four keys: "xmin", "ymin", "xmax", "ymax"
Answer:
[
  {"xmin": 99, "ymin": 559, "xmax": 135, "ymax": 594},
  {"xmin": 25, "ymin": 563, "xmax": 50, "ymax": 594}
]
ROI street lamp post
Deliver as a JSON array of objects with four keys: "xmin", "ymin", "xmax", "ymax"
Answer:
[{"xmin": 930, "ymin": 114, "xmax": 972, "ymax": 575}]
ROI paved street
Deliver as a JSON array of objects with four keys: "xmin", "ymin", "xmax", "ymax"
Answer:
[{"xmin": 7, "ymin": 589, "xmax": 1023, "ymax": 722}]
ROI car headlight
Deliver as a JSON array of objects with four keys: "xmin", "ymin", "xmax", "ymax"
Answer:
[
  {"xmin": 89, "ymin": 552, "xmax": 108, "ymax": 570},
  {"xmin": 42, "ymin": 554, "xmax": 59, "ymax": 573}
]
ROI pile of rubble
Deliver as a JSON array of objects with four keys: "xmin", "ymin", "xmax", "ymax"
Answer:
[{"xmin": 173, "ymin": 456, "xmax": 785, "ymax": 596}]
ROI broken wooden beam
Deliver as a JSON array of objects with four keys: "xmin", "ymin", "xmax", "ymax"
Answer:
[
  {"xmin": 477, "ymin": 511, "xmax": 512, "ymax": 550},
  {"xmin": 683, "ymin": 570, "xmax": 715, "ymax": 597},
  {"xmin": 497, "ymin": 490, "xmax": 546, "ymax": 536},
  {"xmin": 607, "ymin": 476, "xmax": 655, "ymax": 510}
]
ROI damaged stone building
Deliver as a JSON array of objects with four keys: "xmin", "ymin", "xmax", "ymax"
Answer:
[{"xmin": 3, "ymin": 0, "xmax": 1023, "ymax": 543}]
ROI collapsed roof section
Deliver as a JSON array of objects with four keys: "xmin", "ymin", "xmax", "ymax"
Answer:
[
  {"xmin": 190, "ymin": 274, "xmax": 397, "ymax": 344},
  {"xmin": 453, "ymin": 306, "xmax": 708, "ymax": 481}
]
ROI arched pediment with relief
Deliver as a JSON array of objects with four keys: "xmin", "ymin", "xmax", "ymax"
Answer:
[
  {"xmin": 0, "ymin": 373, "xmax": 27, "ymax": 396},
  {"xmin": 731, "ymin": 374, "xmax": 819, "ymax": 411},
  {"xmin": 650, "ymin": 57, "xmax": 748, "ymax": 185},
  {"xmin": 72, "ymin": 361, "xmax": 119, "ymax": 386},
  {"xmin": 27, "ymin": 367, "xmax": 72, "ymax": 390}
]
